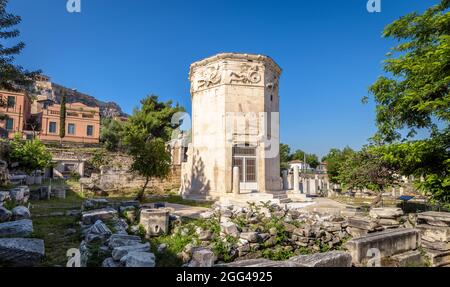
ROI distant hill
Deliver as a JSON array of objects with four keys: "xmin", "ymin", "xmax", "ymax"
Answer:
[{"xmin": 51, "ymin": 83, "xmax": 128, "ymax": 119}]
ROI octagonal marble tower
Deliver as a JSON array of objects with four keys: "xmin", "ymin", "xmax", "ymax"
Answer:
[{"xmin": 181, "ymin": 53, "xmax": 282, "ymax": 200}]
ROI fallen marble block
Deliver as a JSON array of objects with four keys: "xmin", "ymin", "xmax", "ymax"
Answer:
[
  {"xmin": 424, "ymin": 248, "xmax": 450, "ymax": 267},
  {"xmin": 0, "ymin": 219, "xmax": 33, "ymax": 238},
  {"xmin": 82, "ymin": 198, "xmax": 110, "ymax": 211},
  {"xmin": 188, "ymin": 248, "xmax": 216, "ymax": 267},
  {"xmin": 289, "ymin": 251, "xmax": 352, "ymax": 267},
  {"xmin": 112, "ymin": 242, "xmax": 151, "ymax": 261},
  {"xmin": 345, "ymin": 228, "xmax": 420, "ymax": 266},
  {"xmin": 11, "ymin": 206, "xmax": 31, "ymax": 221},
  {"xmin": 121, "ymin": 251, "xmax": 155, "ymax": 267},
  {"xmin": 107, "ymin": 234, "xmax": 142, "ymax": 249},
  {"xmin": 421, "ymin": 240, "xmax": 450, "ymax": 252},
  {"xmin": 388, "ymin": 250, "xmax": 423, "ymax": 267},
  {"xmin": 417, "ymin": 224, "xmax": 450, "ymax": 242},
  {"xmin": 81, "ymin": 208, "xmax": 118, "ymax": 225},
  {"xmin": 418, "ymin": 212, "xmax": 450, "ymax": 227},
  {"xmin": 0, "ymin": 207, "xmax": 12, "ymax": 223},
  {"xmin": 0, "ymin": 238, "xmax": 45, "ymax": 267},
  {"xmin": 347, "ymin": 216, "xmax": 378, "ymax": 231},
  {"xmin": 369, "ymin": 207, "xmax": 403, "ymax": 219},
  {"xmin": 102, "ymin": 257, "xmax": 122, "ymax": 267}
]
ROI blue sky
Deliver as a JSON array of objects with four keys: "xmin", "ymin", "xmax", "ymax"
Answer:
[{"xmin": 6, "ymin": 0, "xmax": 438, "ymax": 158}]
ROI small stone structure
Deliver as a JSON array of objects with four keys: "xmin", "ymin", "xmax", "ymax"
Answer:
[{"xmin": 139, "ymin": 208, "xmax": 170, "ymax": 237}]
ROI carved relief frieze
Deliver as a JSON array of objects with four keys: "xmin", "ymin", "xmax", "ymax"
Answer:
[
  {"xmin": 194, "ymin": 64, "xmax": 222, "ymax": 92},
  {"xmin": 228, "ymin": 63, "xmax": 262, "ymax": 85}
]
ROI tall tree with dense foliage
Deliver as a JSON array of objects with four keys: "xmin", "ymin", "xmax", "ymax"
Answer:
[
  {"xmin": 322, "ymin": 147, "xmax": 355, "ymax": 184},
  {"xmin": 100, "ymin": 118, "xmax": 124, "ymax": 151},
  {"xmin": 59, "ymin": 93, "xmax": 66, "ymax": 142},
  {"xmin": 280, "ymin": 143, "xmax": 291, "ymax": 171},
  {"xmin": 0, "ymin": 0, "xmax": 39, "ymax": 92},
  {"xmin": 337, "ymin": 148, "xmax": 399, "ymax": 194},
  {"xmin": 367, "ymin": 0, "xmax": 450, "ymax": 204},
  {"xmin": 123, "ymin": 95, "xmax": 184, "ymax": 201},
  {"xmin": 291, "ymin": 149, "xmax": 320, "ymax": 169},
  {"xmin": 8, "ymin": 134, "xmax": 52, "ymax": 174}
]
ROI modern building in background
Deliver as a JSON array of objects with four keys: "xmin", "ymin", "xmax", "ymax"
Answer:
[
  {"xmin": 0, "ymin": 90, "xmax": 32, "ymax": 139},
  {"xmin": 0, "ymin": 87, "xmax": 100, "ymax": 144}
]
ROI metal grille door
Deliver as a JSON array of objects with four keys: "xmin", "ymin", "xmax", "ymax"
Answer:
[{"xmin": 232, "ymin": 146, "xmax": 257, "ymax": 191}]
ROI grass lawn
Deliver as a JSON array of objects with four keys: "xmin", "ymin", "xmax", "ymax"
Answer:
[
  {"xmin": 30, "ymin": 188, "xmax": 85, "ymax": 267},
  {"xmin": 32, "ymin": 215, "xmax": 82, "ymax": 267}
]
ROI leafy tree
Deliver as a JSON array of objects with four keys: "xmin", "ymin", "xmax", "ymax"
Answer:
[
  {"xmin": 280, "ymin": 143, "xmax": 291, "ymax": 171},
  {"xmin": 322, "ymin": 147, "xmax": 355, "ymax": 184},
  {"xmin": 26, "ymin": 116, "xmax": 40, "ymax": 139},
  {"xmin": 306, "ymin": 154, "xmax": 320, "ymax": 169},
  {"xmin": 123, "ymin": 94, "xmax": 184, "ymax": 201},
  {"xmin": 0, "ymin": 0, "xmax": 40, "ymax": 92},
  {"xmin": 337, "ymin": 148, "xmax": 398, "ymax": 193},
  {"xmin": 59, "ymin": 92, "xmax": 66, "ymax": 141},
  {"xmin": 130, "ymin": 138, "xmax": 171, "ymax": 201},
  {"xmin": 89, "ymin": 149, "xmax": 109, "ymax": 170},
  {"xmin": 291, "ymin": 149, "xmax": 320, "ymax": 169},
  {"xmin": 373, "ymin": 129, "xmax": 450, "ymax": 205},
  {"xmin": 9, "ymin": 134, "xmax": 52, "ymax": 174},
  {"xmin": 100, "ymin": 118, "xmax": 124, "ymax": 151},
  {"xmin": 367, "ymin": 0, "xmax": 450, "ymax": 203},
  {"xmin": 291, "ymin": 149, "xmax": 305, "ymax": 162}
]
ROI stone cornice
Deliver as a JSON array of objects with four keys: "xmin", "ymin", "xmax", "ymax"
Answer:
[{"xmin": 189, "ymin": 53, "xmax": 282, "ymax": 81}]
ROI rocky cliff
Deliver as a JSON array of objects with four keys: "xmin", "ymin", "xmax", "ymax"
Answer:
[{"xmin": 51, "ymin": 83, "xmax": 128, "ymax": 119}]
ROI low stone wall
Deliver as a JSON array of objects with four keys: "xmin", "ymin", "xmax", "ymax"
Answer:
[{"xmin": 81, "ymin": 163, "xmax": 182, "ymax": 193}]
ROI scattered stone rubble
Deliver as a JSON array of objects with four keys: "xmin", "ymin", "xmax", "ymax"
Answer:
[
  {"xmin": 417, "ymin": 211, "xmax": 450, "ymax": 267},
  {"xmin": 173, "ymin": 202, "xmax": 354, "ymax": 267},
  {"xmin": 0, "ymin": 186, "xmax": 44, "ymax": 267},
  {"xmin": 79, "ymin": 199, "xmax": 156, "ymax": 267},
  {"xmin": 3, "ymin": 188, "xmax": 449, "ymax": 268},
  {"xmin": 173, "ymin": 202, "xmax": 442, "ymax": 267}
]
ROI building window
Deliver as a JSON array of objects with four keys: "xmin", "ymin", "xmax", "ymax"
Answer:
[
  {"xmin": 49, "ymin": 122, "xmax": 57, "ymax": 134},
  {"xmin": 87, "ymin": 125, "xmax": 94, "ymax": 136},
  {"xmin": 68, "ymin": 123, "xmax": 75, "ymax": 135},
  {"xmin": 7, "ymin": 96, "xmax": 16, "ymax": 108},
  {"xmin": 6, "ymin": 118, "xmax": 14, "ymax": 131}
]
